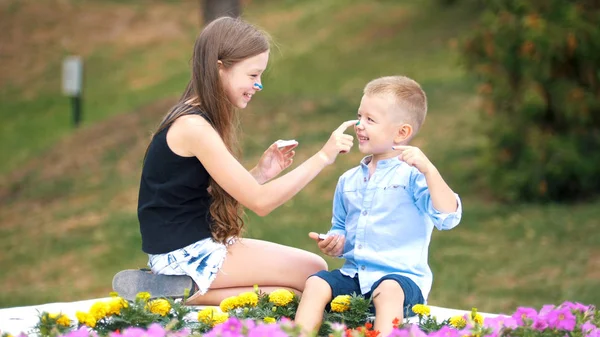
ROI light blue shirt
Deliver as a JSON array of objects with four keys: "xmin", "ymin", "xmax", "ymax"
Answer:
[{"xmin": 328, "ymin": 155, "xmax": 462, "ymax": 302}]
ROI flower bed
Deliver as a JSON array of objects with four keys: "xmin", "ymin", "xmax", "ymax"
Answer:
[{"xmin": 1, "ymin": 287, "xmax": 597, "ymax": 337}]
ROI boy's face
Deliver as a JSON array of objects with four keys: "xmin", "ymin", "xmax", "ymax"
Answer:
[{"xmin": 355, "ymin": 94, "xmax": 411, "ymax": 157}]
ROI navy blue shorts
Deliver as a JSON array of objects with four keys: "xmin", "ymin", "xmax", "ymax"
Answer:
[{"xmin": 312, "ymin": 269, "xmax": 424, "ymax": 317}]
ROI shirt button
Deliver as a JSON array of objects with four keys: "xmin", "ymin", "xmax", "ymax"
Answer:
[
  {"xmin": 358, "ymin": 244, "xmax": 362, "ymax": 249},
  {"xmin": 362, "ymin": 210, "xmax": 368, "ymax": 215},
  {"xmin": 363, "ymin": 177, "xmax": 367, "ymax": 182},
  {"xmin": 361, "ymin": 265, "xmax": 366, "ymax": 270}
]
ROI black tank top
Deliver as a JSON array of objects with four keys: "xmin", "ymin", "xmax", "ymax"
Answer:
[{"xmin": 138, "ymin": 117, "xmax": 213, "ymax": 254}]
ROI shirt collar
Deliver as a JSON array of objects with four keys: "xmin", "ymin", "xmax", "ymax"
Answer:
[{"xmin": 359, "ymin": 155, "xmax": 402, "ymax": 170}]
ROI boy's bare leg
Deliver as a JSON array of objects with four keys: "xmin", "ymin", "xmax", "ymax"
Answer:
[
  {"xmin": 294, "ymin": 276, "xmax": 333, "ymax": 334},
  {"xmin": 372, "ymin": 280, "xmax": 405, "ymax": 336}
]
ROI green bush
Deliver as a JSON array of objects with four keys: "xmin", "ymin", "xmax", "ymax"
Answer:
[{"xmin": 461, "ymin": 0, "xmax": 600, "ymax": 202}]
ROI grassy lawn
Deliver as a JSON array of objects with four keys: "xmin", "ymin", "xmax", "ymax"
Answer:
[{"xmin": 0, "ymin": 0, "xmax": 598, "ymax": 314}]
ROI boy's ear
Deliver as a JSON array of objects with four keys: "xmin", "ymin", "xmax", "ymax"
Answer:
[{"xmin": 394, "ymin": 124, "xmax": 413, "ymax": 144}]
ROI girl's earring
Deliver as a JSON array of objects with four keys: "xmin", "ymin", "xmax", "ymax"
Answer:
[{"xmin": 253, "ymin": 83, "xmax": 263, "ymax": 91}]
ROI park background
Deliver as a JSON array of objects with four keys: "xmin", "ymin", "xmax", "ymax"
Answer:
[{"xmin": 1, "ymin": 0, "xmax": 598, "ymax": 315}]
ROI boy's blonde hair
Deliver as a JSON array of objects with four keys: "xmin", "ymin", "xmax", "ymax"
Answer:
[{"xmin": 364, "ymin": 76, "xmax": 428, "ymax": 135}]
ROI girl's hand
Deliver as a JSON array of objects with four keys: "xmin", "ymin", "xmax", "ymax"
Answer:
[
  {"xmin": 254, "ymin": 141, "xmax": 297, "ymax": 183},
  {"xmin": 392, "ymin": 145, "xmax": 435, "ymax": 174},
  {"xmin": 309, "ymin": 232, "xmax": 345, "ymax": 257},
  {"xmin": 318, "ymin": 120, "xmax": 358, "ymax": 165}
]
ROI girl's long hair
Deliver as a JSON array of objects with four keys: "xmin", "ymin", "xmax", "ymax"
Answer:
[{"xmin": 147, "ymin": 17, "xmax": 270, "ymax": 244}]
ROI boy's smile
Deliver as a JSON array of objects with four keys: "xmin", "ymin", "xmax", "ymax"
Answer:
[{"xmin": 355, "ymin": 93, "xmax": 409, "ymax": 162}]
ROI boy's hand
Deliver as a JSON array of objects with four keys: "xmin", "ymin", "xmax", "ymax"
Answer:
[
  {"xmin": 392, "ymin": 145, "xmax": 435, "ymax": 174},
  {"xmin": 308, "ymin": 232, "xmax": 345, "ymax": 257}
]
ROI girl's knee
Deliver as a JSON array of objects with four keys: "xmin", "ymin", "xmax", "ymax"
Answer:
[
  {"xmin": 300, "ymin": 252, "xmax": 328, "ymax": 274},
  {"xmin": 310, "ymin": 254, "xmax": 328, "ymax": 273}
]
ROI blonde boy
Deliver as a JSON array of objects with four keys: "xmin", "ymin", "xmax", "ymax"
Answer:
[{"xmin": 295, "ymin": 76, "xmax": 462, "ymax": 336}]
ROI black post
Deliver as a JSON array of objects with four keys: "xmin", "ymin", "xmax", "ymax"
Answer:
[
  {"xmin": 202, "ymin": 0, "xmax": 240, "ymax": 25},
  {"xmin": 72, "ymin": 95, "xmax": 82, "ymax": 127},
  {"xmin": 63, "ymin": 56, "xmax": 84, "ymax": 128}
]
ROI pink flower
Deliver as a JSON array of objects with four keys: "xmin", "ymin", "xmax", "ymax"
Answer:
[
  {"xmin": 512, "ymin": 307, "xmax": 538, "ymax": 326},
  {"xmin": 407, "ymin": 323, "xmax": 426, "ymax": 337},
  {"xmin": 205, "ymin": 318, "xmax": 243, "ymax": 337},
  {"xmin": 483, "ymin": 315, "xmax": 517, "ymax": 330},
  {"xmin": 546, "ymin": 308, "xmax": 576, "ymax": 331},
  {"xmin": 64, "ymin": 327, "xmax": 91, "ymax": 337},
  {"xmin": 247, "ymin": 323, "xmax": 288, "ymax": 337},
  {"xmin": 146, "ymin": 324, "xmax": 166, "ymax": 337},
  {"xmin": 428, "ymin": 326, "xmax": 459, "ymax": 337},
  {"xmin": 167, "ymin": 328, "xmax": 190, "ymax": 337},
  {"xmin": 561, "ymin": 302, "xmax": 590, "ymax": 313},
  {"xmin": 581, "ymin": 322, "xmax": 599, "ymax": 337},
  {"xmin": 387, "ymin": 328, "xmax": 411, "ymax": 337},
  {"xmin": 119, "ymin": 327, "xmax": 147, "ymax": 337},
  {"xmin": 330, "ymin": 322, "xmax": 347, "ymax": 332},
  {"xmin": 539, "ymin": 305, "xmax": 555, "ymax": 316},
  {"xmin": 532, "ymin": 317, "xmax": 549, "ymax": 331}
]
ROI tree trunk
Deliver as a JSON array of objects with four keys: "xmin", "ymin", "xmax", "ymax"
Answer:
[{"xmin": 202, "ymin": 0, "xmax": 241, "ymax": 26}]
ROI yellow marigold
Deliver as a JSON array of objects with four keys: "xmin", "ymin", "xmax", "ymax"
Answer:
[
  {"xmin": 268, "ymin": 289, "xmax": 294, "ymax": 306},
  {"xmin": 469, "ymin": 307, "xmax": 483, "ymax": 325},
  {"xmin": 42, "ymin": 313, "xmax": 56, "ymax": 323},
  {"xmin": 75, "ymin": 311, "xmax": 96, "ymax": 328},
  {"xmin": 89, "ymin": 301, "xmax": 110, "ymax": 320},
  {"xmin": 449, "ymin": 316, "xmax": 467, "ymax": 329},
  {"xmin": 412, "ymin": 304, "xmax": 431, "ymax": 316},
  {"xmin": 220, "ymin": 296, "xmax": 239, "ymax": 312},
  {"xmin": 42, "ymin": 313, "xmax": 65, "ymax": 325},
  {"xmin": 237, "ymin": 292, "xmax": 258, "ymax": 307},
  {"xmin": 56, "ymin": 314, "xmax": 71, "ymax": 327},
  {"xmin": 147, "ymin": 299, "xmax": 171, "ymax": 316},
  {"xmin": 197, "ymin": 307, "xmax": 228, "ymax": 326},
  {"xmin": 330, "ymin": 295, "xmax": 351, "ymax": 313},
  {"xmin": 107, "ymin": 297, "xmax": 128, "ymax": 316},
  {"xmin": 198, "ymin": 307, "xmax": 215, "ymax": 323},
  {"xmin": 264, "ymin": 317, "xmax": 276, "ymax": 324},
  {"xmin": 136, "ymin": 292, "xmax": 151, "ymax": 302},
  {"xmin": 212, "ymin": 312, "xmax": 229, "ymax": 326}
]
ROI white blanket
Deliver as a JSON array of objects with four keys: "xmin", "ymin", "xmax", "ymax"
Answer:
[{"xmin": 0, "ymin": 298, "xmax": 499, "ymax": 336}]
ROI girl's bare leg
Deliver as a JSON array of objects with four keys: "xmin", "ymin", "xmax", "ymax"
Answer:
[
  {"xmin": 187, "ymin": 238, "xmax": 327, "ymax": 305},
  {"xmin": 187, "ymin": 286, "xmax": 299, "ymax": 305}
]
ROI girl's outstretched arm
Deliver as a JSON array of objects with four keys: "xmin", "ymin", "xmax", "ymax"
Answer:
[{"xmin": 170, "ymin": 115, "xmax": 357, "ymax": 216}]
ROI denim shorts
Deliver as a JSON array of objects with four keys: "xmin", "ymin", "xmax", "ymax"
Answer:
[
  {"xmin": 148, "ymin": 237, "xmax": 231, "ymax": 295},
  {"xmin": 313, "ymin": 269, "xmax": 424, "ymax": 317}
]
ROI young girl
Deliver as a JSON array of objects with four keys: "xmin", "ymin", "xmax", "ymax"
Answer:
[{"xmin": 112, "ymin": 17, "xmax": 357, "ymax": 305}]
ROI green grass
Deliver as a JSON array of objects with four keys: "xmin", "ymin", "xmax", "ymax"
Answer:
[{"xmin": 0, "ymin": 0, "xmax": 598, "ymax": 315}]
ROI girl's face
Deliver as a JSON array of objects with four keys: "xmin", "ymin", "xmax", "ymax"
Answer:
[{"xmin": 219, "ymin": 51, "xmax": 269, "ymax": 109}]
